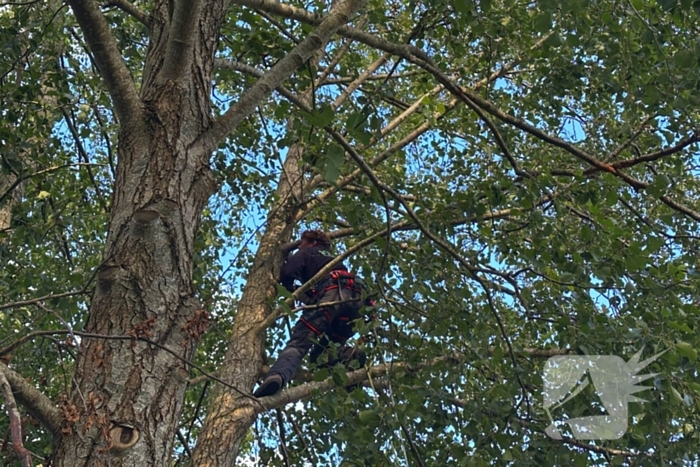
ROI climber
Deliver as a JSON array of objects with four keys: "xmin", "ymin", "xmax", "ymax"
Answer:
[{"xmin": 253, "ymin": 229, "xmax": 374, "ymax": 398}]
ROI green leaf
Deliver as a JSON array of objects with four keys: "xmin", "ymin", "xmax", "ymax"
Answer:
[
  {"xmin": 674, "ymin": 49, "xmax": 697, "ymax": 68},
  {"xmin": 301, "ymin": 104, "xmax": 334, "ymax": 127},
  {"xmin": 670, "ymin": 386, "xmax": 684, "ymax": 405},
  {"xmin": 324, "ymin": 144, "xmax": 345, "ymax": 183},
  {"xmin": 675, "ymin": 342, "xmax": 697, "ymax": 362},
  {"xmin": 358, "ymin": 409, "xmax": 381, "ymax": 426},
  {"xmin": 658, "ymin": 0, "xmax": 678, "ymax": 11}
]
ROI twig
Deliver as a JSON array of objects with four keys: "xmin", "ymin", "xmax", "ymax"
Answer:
[
  {"xmin": 320, "ymin": 70, "xmax": 424, "ymax": 84},
  {"xmin": 275, "ymin": 408, "xmax": 291, "ymax": 467},
  {"xmin": 175, "ymin": 430, "xmax": 193, "ymax": 458},
  {"xmin": 605, "ymin": 115, "xmax": 655, "ymax": 161},
  {"xmin": 448, "ymin": 396, "xmax": 649, "ymax": 458},
  {"xmin": 0, "ymin": 163, "xmax": 104, "ymax": 206},
  {"xmin": 286, "ymin": 411, "xmax": 315, "ymax": 465},
  {"xmin": 400, "ymin": 424, "xmax": 426, "ymax": 467},
  {"xmin": 0, "ymin": 289, "xmax": 90, "ymax": 312},
  {"xmin": 255, "ymin": 8, "xmax": 299, "ymax": 44}
]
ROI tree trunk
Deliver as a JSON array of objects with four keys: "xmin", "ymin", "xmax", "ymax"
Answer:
[
  {"xmin": 52, "ymin": 112, "xmax": 216, "ymax": 466},
  {"xmin": 190, "ymin": 143, "xmax": 306, "ymax": 465},
  {"xmin": 50, "ymin": 0, "xmax": 364, "ymax": 463},
  {"xmin": 52, "ymin": 1, "xmax": 223, "ymax": 464}
]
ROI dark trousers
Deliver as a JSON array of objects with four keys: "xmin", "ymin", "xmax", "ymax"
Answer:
[{"xmin": 267, "ymin": 287, "xmax": 364, "ymax": 384}]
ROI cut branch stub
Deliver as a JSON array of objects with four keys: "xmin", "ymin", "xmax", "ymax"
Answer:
[
  {"xmin": 109, "ymin": 423, "xmax": 140, "ymax": 450},
  {"xmin": 133, "ymin": 210, "xmax": 161, "ymax": 222},
  {"xmin": 96, "ymin": 266, "xmax": 122, "ymax": 295}
]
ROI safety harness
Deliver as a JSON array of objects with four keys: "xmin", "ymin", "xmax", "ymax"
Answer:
[{"xmin": 306, "ymin": 270, "xmax": 375, "ymax": 306}]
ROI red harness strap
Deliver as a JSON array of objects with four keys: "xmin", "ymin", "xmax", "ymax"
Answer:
[{"xmin": 300, "ymin": 317, "xmax": 321, "ymax": 335}]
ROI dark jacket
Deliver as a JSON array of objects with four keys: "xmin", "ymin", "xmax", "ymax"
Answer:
[{"xmin": 279, "ymin": 246, "xmax": 348, "ymax": 292}]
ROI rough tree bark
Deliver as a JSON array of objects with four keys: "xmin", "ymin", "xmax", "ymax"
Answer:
[{"xmin": 46, "ymin": 0, "xmax": 366, "ymax": 464}]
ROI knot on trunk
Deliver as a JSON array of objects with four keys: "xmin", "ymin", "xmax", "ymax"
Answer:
[{"xmin": 110, "ymin": 423, "xmax": 140, "ymax": 450}]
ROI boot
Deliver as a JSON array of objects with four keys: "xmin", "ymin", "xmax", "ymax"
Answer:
[{"xmin": 253, "ymin": 374, "xmax": 284, "ymax": 398}]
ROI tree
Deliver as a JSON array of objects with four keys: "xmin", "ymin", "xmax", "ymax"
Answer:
[{"xmin": 1, "ymin": 0, "xmax": 699, "ymax": 465}]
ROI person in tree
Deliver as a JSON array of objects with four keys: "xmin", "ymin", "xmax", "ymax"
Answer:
[{"xmin": 253, "ymin": 229, "xmax": 373, "ymax": 398}]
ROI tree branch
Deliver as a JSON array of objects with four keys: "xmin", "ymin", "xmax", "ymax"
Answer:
[
  {"xmin": 0, "ymin": 369, "xmax": 33, "ymax": 467},
  {"xmin": 0, "ymin": 163, "xmax": 104, "ymax": 206},
  {"xmin": 319, "ymin": 70, "xmax": 424, "ymax": 85},
  {"xmin": 103, "ymin": 0, "xmax": 149, "ymax": 26},
  {"xmin": 159, "ymin": 0, "xmax": 203, "ymax": 82},
  {"xmin": 0, "ymin": 363, "xmax": 62, "ymax": 438},
  {"xmin": 400, "ymin": 424, "xmax": 426, "ymax": 467},
  {"xmin": 298, "ymin": 34, "xmax": 554, "ymax": 217},
  {"xmin": 0, "ymin": 289, "xmax": 91, "ymax": 312},
  {"xmin": 255, "ymin": 347, "xmax": 572, "ymax": 412},
  {"xmin": 605, "ymin": 131, "xmax": 700, "ymax": 172},
  {"xmin": 448, "ymin": 397, "xmax": 649, "ymax": 458},
  {"xmin": 67, "ymin": 0, "xmax": 144, "ymax": 125},
  {"xmin": 228, "ymin": 0, "xmax": 430, "ymax": 62},
  {"xmin": 197, "ymin": 0, "xmax": 367, "ymax": 152}
]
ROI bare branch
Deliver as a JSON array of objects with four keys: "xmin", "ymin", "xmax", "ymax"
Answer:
[
  {"xmin": 0, "ymin": 369, "xmax": 33, "ymax": 467},
  {"xmin": 103, "ymin": 0, "xmax": 149, "ymax": 26},
  {"xmin": 299, "ymin": 36, "xmax": 554, "ymax": 217},
  {"xmin": 320, "ymin": 70, "xmax": 424, "ymax": 85},
  {"xmin": 313, "ymin": 18, "xmax": 369, "ymax": 88},
  {"xmin": 331, "ymin": 52, "xmax": 390, "ymax": 110},
  {"xmin": 400, "ymin": 424, "xmax": 426, "ymax": 467},
  {"xmin": 605, "ymin": 115, "xmax": 655, "ymax": 162},
  {"xmin": 0, "ymin": 331, "xmax": 61, "ymax": 358},
  {"xmin": 0, "ymin": 289, "xmax": 90, "ymax": 312},
  {"xmin": 0, "ymin": 163, "xmax": 104, "ymax": 206},
  {"xmin": 0, "ymin": 363, "xmax": 62, "ymax": 438},
  {"xmin": 606, "ymin": 131, "xmax": 700, "ymax": 171},
  {"xmin": 67, "ymin": 0, "xmax": 144, "ymax": 125},
  {"xmin": 159, "ymin": 0, "xmax": 203, "ymax": 81},
  {"xmin": 197, "ymin": 0, "xmax": 368, "ymax": 152}
]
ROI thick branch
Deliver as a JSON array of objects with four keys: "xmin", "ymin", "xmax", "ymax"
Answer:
[
  {"xmin": 159, "ymin": 0, "xmax": 203, "ymax": 81},
  {"xmin": 256, "ymin": 347, "xmax": 573, "ymax": 412},
  {"xmin": 0, "ymin": 363, "xmax": 62, "ymax": 438},
  {"xmin": 0, "ymin": 370, "xmax": 33, "ymax": 467},
  {"xmin": 198, "ymin": 0, "xmax": 367, "ymax": 152},
  {"xmin": 103, "ymin": 0, "xmax": 149, "ymax": 26},
  {"xmin": 67, "ymin": 0, "xmax": 143, "ymax": 125},
  {"xmin": 229, "ymin": 0, "xmax": 430, "ymax": 62}
]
